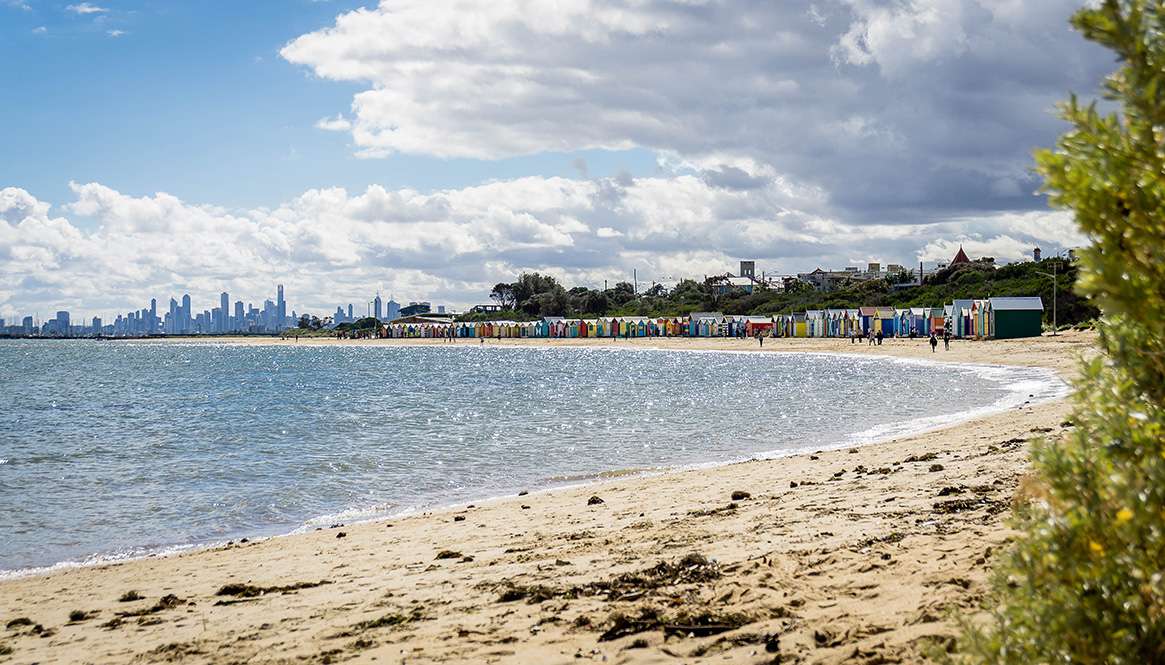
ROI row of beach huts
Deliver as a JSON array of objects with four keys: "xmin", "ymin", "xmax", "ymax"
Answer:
[{"xmin": 380, "ymin": 297, "xmax": 1046, "ymax": 341}]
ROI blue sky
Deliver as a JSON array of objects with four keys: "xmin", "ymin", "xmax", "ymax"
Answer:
[{"xmin": 0, "ymin": 0, "xmax": 1110, "ymax": 321}]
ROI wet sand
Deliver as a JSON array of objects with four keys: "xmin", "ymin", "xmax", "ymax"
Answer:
[{"xmin": 0, "ymin": 330, "xmax": 1097, "ymax": 664}]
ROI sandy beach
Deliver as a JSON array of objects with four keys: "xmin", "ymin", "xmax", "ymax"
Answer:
[{"xmin": 0, "ymin": 330, "xmax": 1097, "ymax": 665}]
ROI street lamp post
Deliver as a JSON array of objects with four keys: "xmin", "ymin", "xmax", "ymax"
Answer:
[{"xmin": 1036, "ymin": 261, "xmax": 1062, "ymax": 336}]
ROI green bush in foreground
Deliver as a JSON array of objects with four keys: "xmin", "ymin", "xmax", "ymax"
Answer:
[{"xmin": 959, "ymin": 1, "xmax": 1165, "ymax": 663}]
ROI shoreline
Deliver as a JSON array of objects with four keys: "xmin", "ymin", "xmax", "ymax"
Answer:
[
  {"xmin": 0, "ymin": 343, "xmax": 1067, "ymax": 581},
  {"xmin": 0, "ymin": 331, "xmax": 1097, "ymax": 665}
]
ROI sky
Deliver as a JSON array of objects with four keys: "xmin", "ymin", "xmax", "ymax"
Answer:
[{"xmin": 0, "ymin": 0, "xmax": 1112, "ymax": 322}]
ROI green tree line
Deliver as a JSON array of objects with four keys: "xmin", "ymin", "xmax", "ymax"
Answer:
[{"xmin": 467, "ymin": 258, "xmax": 1096, "ymax": 328}]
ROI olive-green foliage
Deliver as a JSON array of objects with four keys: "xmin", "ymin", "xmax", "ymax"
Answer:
[
  {"xmin": 959, "ymin": 1, "xmax": 1165, "ymax": 662},
  {"xmin": 333, "ymin": 316, "xmax": 381, "ymax": 333},
  {"xmin": 465, "ymin": 260, "xmax": 1098, "ymax": 324}
]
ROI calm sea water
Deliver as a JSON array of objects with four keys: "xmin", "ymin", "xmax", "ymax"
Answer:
[{"xmin": 0, "ymin": 339, "xmax": 1062, "ymax": 575}]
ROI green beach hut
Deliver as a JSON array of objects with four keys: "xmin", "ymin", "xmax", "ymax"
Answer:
[{"xmin": 989, "ymin": 297, "xmax": 1044, "ymax": 338}]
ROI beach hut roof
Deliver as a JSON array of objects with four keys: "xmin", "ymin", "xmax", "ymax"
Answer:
[
  {"xmin": 858, "ymin": 306, "xmax": 878, "ymax": 315},
  {"xmin": 388, "ymin": 315, "xmax": 454, "ymax": 325},
  {"xmin": 990, "ymin": 297, "xmax": 1044, "ymax": 311},
  {"xmin": 689, "ymin": 311, "xmax": 724, "ymax": 321}
]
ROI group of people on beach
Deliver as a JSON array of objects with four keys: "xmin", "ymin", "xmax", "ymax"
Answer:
[
  {"xmin": 927, "ymin": 331, "xmax": 951, "ymax": 352},
  {"xmin": 841, "ymin": 326, "xmax": 952, "ymax": 352}
]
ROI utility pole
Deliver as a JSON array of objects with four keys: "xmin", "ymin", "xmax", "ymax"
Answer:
[{"xmin": 1036, "ymin": 261, "xmax": 1062, "ymax": 335}]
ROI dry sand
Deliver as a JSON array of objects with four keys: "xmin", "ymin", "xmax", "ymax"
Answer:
[{"xmin": 0, "ymin": 330, "xmax": 1098, "ymax": 665}]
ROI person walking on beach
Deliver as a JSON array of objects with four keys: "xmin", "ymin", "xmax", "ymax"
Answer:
[
  {"xmin": 943, "ymin": 331, "xmax": 951, "ymax": 351},
  {"xmin": 929, "ymin": 333, "xmax": 938, "ymax": 352},
  {"xmin": 876, "ymin": 329, "xmax": 883, "ymax": 346},
  {"xmin": 868, "ymin": 330, "xmax": 875, "ymax": 346}
]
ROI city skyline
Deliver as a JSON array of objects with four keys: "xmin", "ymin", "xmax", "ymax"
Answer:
[{"xmin": 0, "ymin": 283, "xmax": 453, "ymax": 336}]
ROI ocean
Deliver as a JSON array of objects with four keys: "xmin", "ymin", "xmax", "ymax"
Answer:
[{"xmin": 0, "ymin": 338, "xmax": 1063, "ymax": 577}]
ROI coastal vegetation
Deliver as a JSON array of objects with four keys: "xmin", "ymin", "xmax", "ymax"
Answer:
[
  {"xmin": 960, "ymin": 0, "xmax": 1165, "ymax": 661},
  {"xmin": 473, "ymin": 257, "xmax": 1096, "ymax": 328}
]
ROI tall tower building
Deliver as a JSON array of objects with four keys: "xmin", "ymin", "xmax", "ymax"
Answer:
[
  {"xmin": 220, "ymin": 292, "xmax": 230, "ymax": 332},
  {"xmin": 276, "ymin": 284, "xmax": 286, "ymax": 330},
  {"xmin": 181, "ymin": 294, "xmax": 192, "ymax": 333},
  {"xmin": 386, "ymin": 296, "xmax": 400, "ymax": 321},
  {"xmin": 168, "ymin": 298, "xmax": 179, "ymax": 334},
  {"xmin": 374, "ymin": 294, "xmax": 383, "ymax": 321}
]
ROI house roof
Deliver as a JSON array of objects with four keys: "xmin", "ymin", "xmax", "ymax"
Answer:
[{"xmin": 951, "ymin": 246, "xmax": 971, "ymax": 264}]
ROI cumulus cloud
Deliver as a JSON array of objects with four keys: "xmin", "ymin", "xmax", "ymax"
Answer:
[
  {"xmin": 66, "ymin": 3, "xmax": 107, "ymax": 14},
  {"xmin": 280, "ymin": 0, "xmax": 1110, "ymax": 225},
  {"xmin": 0, "ymin": 178, "xmax": 1086, "ymax": 321}
]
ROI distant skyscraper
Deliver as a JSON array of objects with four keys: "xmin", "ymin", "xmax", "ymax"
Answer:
[
  {"xmin": 220, "ymin": 292, "xmax": 229, "ymax": 332},
  {"xmin": 168, "ymin": 298, "xmax": 179, "ymax": 334},
  {"xmin": 347, "ymin": 304, "xmax": 353, "ymax": 321},
  {"xmin": 182, "ymin": 294, "xmax": 192, "ymax": 333},
  {"xmin": 56, "ymin": 310, "xmax": 70, "ymax": 335},
  {"xmin": 276, "ymin": 284, "xmax": 285, "ymax": 330},
  {"xmin": 234, "ymin": 301, "xmax": 244, "ymax": 329},
  {"xmin": 386, "ymin": 296, "xmax": 400, "ymax": 321},
  {"xmin": 374, "ymin": 294, "xmax": 383, "ymax": 321}
]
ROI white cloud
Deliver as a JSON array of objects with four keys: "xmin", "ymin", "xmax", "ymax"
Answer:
[
  {"xmin": 831, "ymin": 0, "xmax": 971, "ymax": 75},
  {"xmin": 66, "ymin": 3, "xmax": 107, "ymax": 14},
  {"xmin": 0, "ymin": 179, "xmax": 1089, "ymax": 322},
  {"xmin": 106, "ymin": 28, "xmax": 125, "ymax": 36},
  {"xmin": 280, "ymin": 0, "xmax": 1107, "ymax": 227},
  {"xmin": 315, "ymin": 114, "xmax": 351, "ymax": 132}
]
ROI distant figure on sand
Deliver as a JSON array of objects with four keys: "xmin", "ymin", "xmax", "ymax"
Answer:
[
  {"xmin": 943, "ymin": 331, "xmax": 951, "ymax": 351},
  {"xmin": 876, "ymin": 330, "xmax": 883, "ymax": 346},
  {"xmin": 929, "ymin": 333, "xmax": 938, "ymax": 352},
  {"xmin": 868, "ymin": 331, "xmax": 875, "ymax": 346}
]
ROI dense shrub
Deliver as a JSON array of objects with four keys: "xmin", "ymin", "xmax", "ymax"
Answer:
[{"xmin": 960, "ymin": 1, "xmax": 1165, "ymax": 662}]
